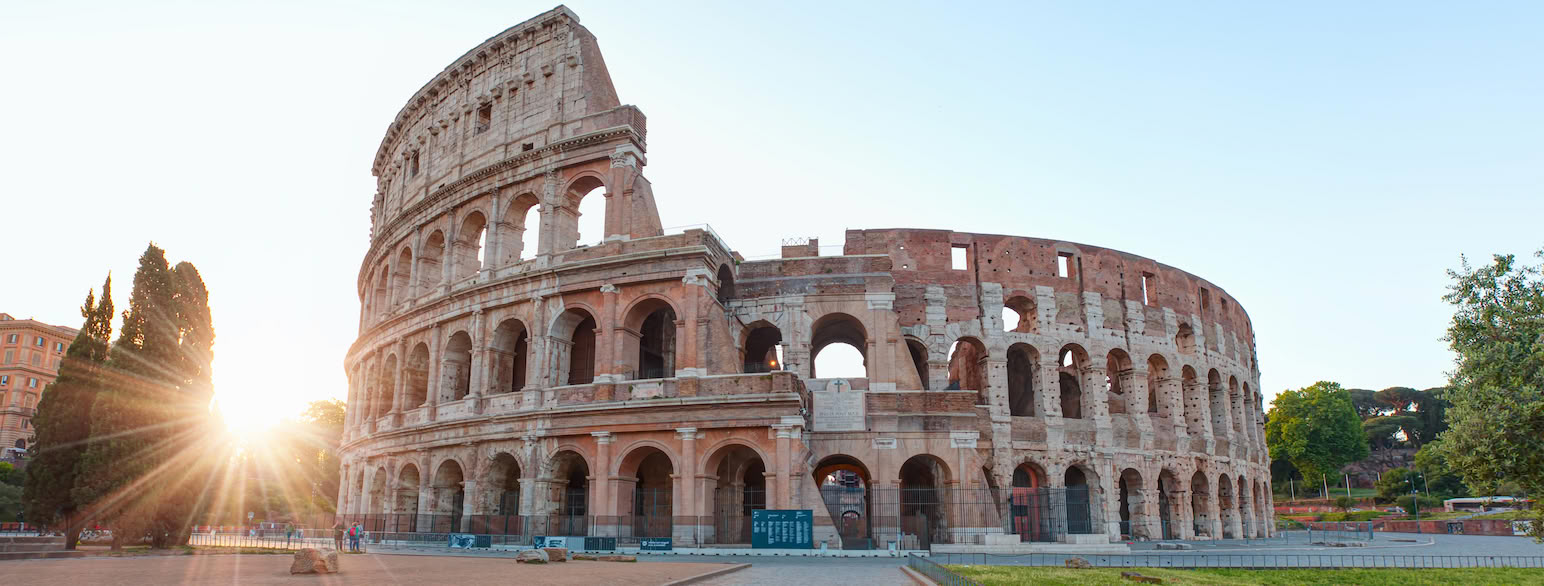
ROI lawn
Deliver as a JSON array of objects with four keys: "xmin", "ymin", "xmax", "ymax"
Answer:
[{"xmin": 947, "ymin": 565, "xmax": 1544, "ymax": 586}]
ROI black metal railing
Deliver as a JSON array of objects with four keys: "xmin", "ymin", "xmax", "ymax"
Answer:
[
  {"xmin": 927, "ymin": 552, "xmax": 1544, "ymax": 569},
  {"xmin": 908, "ymin": 554, "xmax": 983, "ymax": 586}
]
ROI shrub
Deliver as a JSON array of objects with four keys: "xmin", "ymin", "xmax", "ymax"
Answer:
[
  {"xmin": 1333, "ymin": 496, "xmax": 1356, "ymax": 511},
  {"xmin": 1396, "ymin": 494, "xmax": 1442, "ymax": 513}
]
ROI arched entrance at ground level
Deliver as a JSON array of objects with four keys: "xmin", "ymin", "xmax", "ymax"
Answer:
[
  {"xmin": 703, "ymin": 444, "xmax": 766, "ymax": 544},
  {"xmin": 1217, "ymin": 473, "xmax": 1236, "ymax": 539},
  {"xmin": 367, "ymin": 467, "xmax": 389, "ymax": 531},
  {"xmin": 396, "ymin": 464, "xmax": 422, "ymax": 533},
  {"xmin": 1236, "ymin": 476, "xmax": 1251, "ymax": 538},
  {"xmin": 814, "ymin": 455, "xmax": 872, "ymax": 550},
  {"xmin": 1157, "ymin": 469, "xmax": 1181, "ymax": 540},
  {"xmin": 1009, "ymin": 463, "xmax": 1052, "ymax": 542},
  {"xmin": 1064, "ymin": 466, "xmax": 1096, "ymax": 534},
  {"xmin": 431, "ymin": 460, "xmax": 466, "ymax": 533},
  {"xmin": 899, "ymin": 454, "xmax": 951, "ymax": 549},
  {"xmin": 1118, "ymin": 468, "xmax": 1152, "ymax": 540},
  {"xmin": 617, "ymin": 446, "xmax": 674, "ymax": 538},
  {"xmin": 472, "ymin": 453, "xmax": 521, "ymax": 534},
  {"xmin": 545, "ymin": 450, "xmax": 590, "ymax": 536},
  {"xmin": 1190, "ymin": 471, "xmax": 1211, "ymax": 539}
]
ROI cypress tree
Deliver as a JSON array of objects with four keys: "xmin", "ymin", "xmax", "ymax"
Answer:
[
  {"xmin": 75, "ymin": 244, "xmax": 181, "ymax": 549},
  {"xmin": 156, "ymin": 261, "xmax": 216, "ymax": 546},
  {"xmin": 22, "ymin": 275, "xmax": 112, "ymax": 549}
]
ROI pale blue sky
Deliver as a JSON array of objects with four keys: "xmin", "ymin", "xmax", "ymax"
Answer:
[{"xmin": 3, "ymin": 1, "xmax": 1539, "ymax": 428}]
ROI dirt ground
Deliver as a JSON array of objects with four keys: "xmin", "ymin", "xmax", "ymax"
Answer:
[{"xmin": 0, "ymin": 553, "xmax": 741, "ymax": 585}]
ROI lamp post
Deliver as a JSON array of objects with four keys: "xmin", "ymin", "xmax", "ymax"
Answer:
[{"xmin": 1407, "ymin": 477, "xmax": 1420, "ymax": 534}]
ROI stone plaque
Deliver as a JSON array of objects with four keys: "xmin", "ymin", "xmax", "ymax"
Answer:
[
  {"xmin": 872, "ymin": 437, "xmax": 897, "ymax": 450},
  {"xmin": 812, "ymin": 390, "xmax": 865, "ymax": 431}
]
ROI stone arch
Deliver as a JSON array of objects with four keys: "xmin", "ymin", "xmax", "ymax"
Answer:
[
  {"xmin": 1002, "ymin": 295, "xmax": 1038, "ymax": 333},
  {"xmin": 405, "ymin": 343, "xmax": 430, "ymax": 408},
  {"xmin": 1157, "ymin": 468, "xmax": 1182, "ymax": 539},
  {"xmin": 1009, "ymin": 460, "xmax": 1051, "ymax": 542},
  {"xmin": 899, "ymin": 454, "xmax": 952, "ymax": 549},
  {"xmin": 1117, "ymin": 467, "xmax": 1151, "ymax": 540},
  {"xmin": 1253, "ymin": 480, "xmax": 1267, "ymax": 538},
  {"xmin": 499, "ymin": 192, "xmax": 542, "ymax": 264},
  {"xmin": 490, "ymin": 318, "xmax": 529, "ymax": 393},
  {"xmin": 1057, "ymin": 344, "xmax": 1090, "ymax": 419},
  {"xmin": 1105, "ymin": 348, "xmax": 1134, "ymax": 415},
  {"xmin": 905, "ymin": 336, "xmax": 929, "ymax": 390},
  {"xmin": 946, "ymin": 336, "xmax": 987, "ymax": 403},
  {"xmin": 442, "ymin": 330, "xmax": 473, "ymax": 401},
  {"xmin": 742, "ymin": 320, "xmax": 783, "ymax": 373},
  {"xmin": 485, "ymin": 452, "xmax": 523, "ymax": 518},
  {"xmin": 1146, "ymin": 354, "xmax": 1169, "ymax": 416},
  {"xmin": 810, "ymin": 312, "xmax": 868, "ymax": 379},
  {"xmin": 1062, "ymin": 463, "xmax": 1099, "ymax": 535},
  {"xmin": 453, "ymin": 210, "xmax": 488, "ymax": 280},
  {"xmin": 701, "ymin": 440, "xmax": 769, "ymax": 544},
  {"xmin": 615, "ymin": 442, "xmax": 676, "ymax": 538},
  {"xmin": 1006, "ymin": 343, "xmax": 1038, "ymax": 416},
  {"xmin": 395, "ymin": 462, "xmax": 422, "ymax": 520},
  {"xmin": 558, "ymin": 173, "xmax": 609, "ymax": 250},
  {"xmin": 368, "ymin": 465, "xmax": 390, "ymax": 518},
  {"xmin": 1190, "ymin": 470, "xmax": 1211, "ymax": 539},
  {"xmin": 1217, "ymin": 472, "xmax": 1237, "ymax": 539},
  {"xmin": 373, "ymin": 269, "xmax": 389, "ymax": 319},
  {"xmin": 393, "ymin": 246, "xmax": 413, "ymax": 305},
  {"xmin": 1236, "ymin": 475, "xmax": 1251, "ymax": 537},
  {"xmin": 375, "ymin": 354, "xmax": 397, "ymax": 420},
  {"xmin": 431, "ymin": 458, "xmax": 467, "ymax": 532},
  {"xmin": 543, "ymin": 449, "xmax": 591, "ymax": 536},
  {"xmin": 419, "ymin": 230, "xmax": 446, "ymax": 291},
  {"xmin": 716, "ymin": 264, "xmax": 735, "ymax": 304},
  {"xmin": 549, "ymin": 307, "xmax": 598, "ymax": 386},
  {"xmin": 621, "ymin": 295, "xmax": 679, "ymax": 380},
  {"xmin": 814, "ymin": 454, "xmax": 873, "ymax": 550}
]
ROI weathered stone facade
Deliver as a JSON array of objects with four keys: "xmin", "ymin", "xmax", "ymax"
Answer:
[{"xmin": 338, "ymin": 6, "xmax": 1272, "ymax": 548}]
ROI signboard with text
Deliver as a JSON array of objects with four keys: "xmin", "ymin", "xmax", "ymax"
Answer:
[
  {"xmin": 639, "ymin": 537, "xmax": 673, "ymax": 551},
  {"xmin": 751, "ymin": 509, "xmax": 813, "ymax": 549},
  {"xmin": 813, "ymin": 391, "xmax": 865, "ymax": 431}
]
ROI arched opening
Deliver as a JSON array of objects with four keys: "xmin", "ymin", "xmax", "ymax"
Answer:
[
  {"xmin": 946, "ymin": 337, "xmax": 986, "ymax": 404},
  {"xmin": 375, "ymin": 355, "xmax": 397, "ymax": 421},
  {"xmin": 625, "ymin": 299, "xmax": 677, "ymax": 380},
  {"xmin": 815, "ymin": 455, "xmax": 873, "ymax": 550},
  {"xmin": 550, "ymin": 309, "xmax": 597, "ymax": 386},
  {"xmin": 1237, "ymin": 476, "xmax": 1251, "ymax": 538},
  {"xmin": 560, "ymin": 176, "xmax": 607, "ymax": 249},
  {"xmin": 1003, "ymin": 295, "xmax": 1037, "ymax": 333},
  {"xmin": 716, "ymin": 264, "xmax": 735, "ymax": 304},
  {"xmin": 373, "ymin": 270, "xmax": 389, "ymax": 318},
  {"xmin": 442, "ymin": 331, "xmax": 472, "ymax": 401},
  {"xmin": 1217, "ymin": 473, "xmax": 1236, "ymax": 539},
  {"xmin": 1253, "ymin": 481, "xmax": 1267, "ymax": 538},
  {"xmin": 1158, "ymin": 469, "xmax": 1180, "ymax": 540},
  {"xmin": 499, "ymin": 193, "xmax": 541, "ymax": 264},
  {"xmin": 477, "ymin": 453, "xmax": 521, "ymax": 535},
  {"xmin": 1208, "ymin": 369, "xmax": 1227, "ymax": 437},
  {"xmin": 547, "ymin": 450, "xmax": 589, "ymax": 536},
  {"xmin": 454, "ymin": 211, "xmax": 487, "ymax": 280},
  {"xmin": 491, "ymin": 319, "xmax": 529, "ymax": 393},
  {"xmin": 393, "ymin": 247, "xmax": 413, "ymax": 304},
  {"xmin": 1118, "ymin": 468, "xmax": 1147, "ymax": 540},
  {"xmin": 1229, "ymin": 376, "xmax": 1242, "ymax": 434},
  {"xmin": 1190, "ymin": 471, "xmax": 1211, "ymax": 539},
  {"xmin": 1146, "ymin": 355, "xmax": 1168, "ymax": 415},
  {"xmin": 1106, "ymin": 349, "xmax": 1133, "ymax": 415},
  {"xmin": 396, "ymin": 464, "xmax": 421, "ymax": 533},
  {"xmin": 1175, "ymin": 323, "xmax": 1196, "ymax": 355},
  {"xmin": 904, "ymin": 338, "xmax": 929, "ymax": 390},
  {"xmin": 619, "ymin": 446, "xmax": 674, "ymax": 538},
  {"xmin": 1009, "ymin": 463, "xmax": 1051, "ymax": 542},
  {"xmin": 432, "ymin": 460, "xmax": 466, "ymax": 533},
  {"xmin": 1064, "ymin": 465, "xmax": 1095, "ymax": 534},
  {"xmin": 1182, "ymin": 366, "xmax": 1205, "ymax": 436},
  {"xmin": 405, "ymin": 343, "xmax": 430, "ymax": 408},
  {"xmin": 810, "ymin": 313, "xmax": 867, "ymax": 379},
  {"xmin": 1057, "ymin": 345, "xmax": 1088, "ymax": 419},
  {"xmin": 742, "ymin": 322, "xmax": 783, "ymax": 373},
  {"xmin": 419, "ymin": 230, "xmax": 445, "ymax": 292},
  {"xmin": 704, "ymin": 444, "xmax": 766, "ymax": 544},
  {"xmin": 1006, "ymin": 343, "xmax": 1038, "ymax": 416},
  {"xmin": 899, "ymin": 454, "xmax": 951, "ymax": 549}
]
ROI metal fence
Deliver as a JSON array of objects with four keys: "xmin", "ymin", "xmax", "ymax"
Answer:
[
  {"xmin": 907, "ymin": 553, "xmax": 983, "ymax": 586},
  {"xmin": 928, "ymin": 551, "xmax": 1544, "ymax": 569}
]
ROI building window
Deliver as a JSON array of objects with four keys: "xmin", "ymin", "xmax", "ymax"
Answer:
[
  {"xmin": 1141, "ymin": 272, "xmax": 1155, "ymax": 306},
  {"xmin": 5, "ymin": 334, "xmax": 15, "ymax": 344},
  {"xmin": 409, "ymin": 151, "xmax": 420, "ymax": 177},
  {"xmin": 476, "ymin": 104, "xmax": 492, "ymax": 134},
  {"xmin": 31, "ymin": 353, "xmax": 40, "ymax": 366},
  {"xmin": 951, "ymin": 246, "xmax": 969, "ymax": 270},
  {"xmin": 28, "ymin": 378, "xmax": 38, "ymax": 388},
  {"xmin": 3, "ymin": 349, "xmax": 10, "ymax": 364},
  {"xmin": 1057, "ymin": 252, "xmax": 1075, "ymax": 279},
  {"xmin": 0, "ymin": 375, "xmax": 8, "ymax": 385},
  {"xmin": 54, "ymin": 342, "xmax": 63, "ymax": 352},
  {"xmin": 35, "ymin": 336, "xmax": 44, "ymax": 347}
]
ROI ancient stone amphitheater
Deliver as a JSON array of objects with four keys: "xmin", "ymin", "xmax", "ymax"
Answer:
[{"xmin": 337, "ymin": 6, "xmax": 1272, "ymax": 550}]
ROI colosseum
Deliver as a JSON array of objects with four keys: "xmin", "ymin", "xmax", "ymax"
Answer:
[{"xmin": 337, "ymin": 6, "xmax": 1272, "ymax": 551}]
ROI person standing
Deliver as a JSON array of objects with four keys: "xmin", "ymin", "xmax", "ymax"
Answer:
[{"xmin": 333, "ymin": 522, "xmax": 345, "ymax": 551}]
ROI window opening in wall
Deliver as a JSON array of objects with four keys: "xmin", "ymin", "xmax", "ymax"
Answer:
[
  {"xmin": 1057, "ymin": 253, "xmax": 1073, "ymax": 278},
  {"xmin": 1199, "ymin": 287, "xmax": 1210, "ymax": 314},
  {"xmin": 476, "ymin": 229, "xmax": 486, "ymax": 265},
  {"xmin": 409, "ymin": 152, "xmax": 420, "ymax": 177},
  {"xmin": 522, "ymin": 143, "xmax": 534, "ymax": 151},
  {"xmin": 476, "ymin": 104, "xmax": 492, "ymax": 134},
  {"xmin": 521, "ymin": 206, "xmax": 540, "ymax": 260},
  {"xmin": 951, "ymin": 246, "xmax": 968, "ymax": 270},
  {"xmin": 1141, "ymin": 272, "xmax": 1154, "ymax": 305}
]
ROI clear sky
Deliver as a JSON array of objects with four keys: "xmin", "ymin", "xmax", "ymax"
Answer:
[{"xmin": 3, "ymin": 1, "xmax": 1540, "ymax": 431}]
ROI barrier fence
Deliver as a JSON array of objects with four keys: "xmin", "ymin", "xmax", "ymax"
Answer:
[{"xmin": 926, "ymin": 551, "xmax": 1544, "ymax": 569}]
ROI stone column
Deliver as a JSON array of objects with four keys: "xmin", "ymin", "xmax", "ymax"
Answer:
[
  {"xmin": 468, "ymin": 310, "xmax": 487, "ymax": 410},
  {"xmin": 427, "ymin": 325, "xmax": 444, "ymax": 420},
  {"xmin": 1175, "ymin": 487, "xmax": 1193, "ymax": 540},
  {"xmin": 599, "ymin": 284, "xmax": 619, "ymax": 380},
  {"xmin": 772, "ymin": 417, "xmax": 802, "ymax": 509},
  {"xmin": 1209, "ymin": 487, "xmax": 1224, "ymax": 541},
  {"xmin": 461, "ymin": 479, "xmax": 478, "ymax": 532},
  {"xmin": 392, "ymin": 338, "xmax": 408, "ymax": 417},
  {"xmin": 677, "ymin": 428, "xmax": 698, "ymax": 541}
]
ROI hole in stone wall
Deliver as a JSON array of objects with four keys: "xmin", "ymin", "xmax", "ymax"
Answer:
[
  {"xmin": 1057, "ymin": 253, "xmax": 1073, "ymax": 278},
  {"xmin": 951, "ymin": 246, "xmax": 968, "ymax": 270},
  {"xmin": 1141, "ymin": 272, "xmax": 1154, "ymax": 305},
  {"xmin": 476, "ymin": 104, "xmax": 492, "ymax": 134}
]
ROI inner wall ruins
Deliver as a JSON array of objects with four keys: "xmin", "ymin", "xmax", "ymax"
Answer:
[{"xmin": 337, "ymin": 5, "xmax": 1272, "ymax": 549}]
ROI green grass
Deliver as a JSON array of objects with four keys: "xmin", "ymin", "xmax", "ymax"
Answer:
[
  {"xmin": 947, "ymin": 566, "xmax": 1544, "ymax": 586},
  {"xmin": 1318, "ymin": 510, "xmax": 1389, "ymax": 522},
  {"xmin": 1474, "ymin": 510, "xmax": 1535, "ymax": 520}
]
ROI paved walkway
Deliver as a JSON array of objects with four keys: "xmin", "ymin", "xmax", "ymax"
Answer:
[{"xmin": 658, "ymin": 555, "xmax": 907, "ymax": 585}]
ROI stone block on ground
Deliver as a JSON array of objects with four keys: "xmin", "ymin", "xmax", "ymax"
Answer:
[
  {"xmin": 289, "ymin": 548, "xmax": 340, "ymax": 574},
  {"xmin": 1064, "ymin": 557, "xmax": 1092, "ymax": 569},
  {"xmin": 542, "ymin": 547, "xmax": 568, "ymax": 561},
  {"xmin": 515, "ymin": 549, "xmax": 549, "ymax": 563},
  {"xmin": 1121, "ymin": 571, "xmax": 1162, "ymax": 583}
]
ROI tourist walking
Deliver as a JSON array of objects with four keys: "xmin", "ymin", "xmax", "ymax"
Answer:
[{"xmin": 333, "ymin": 522, "xmax": 345, "ymax": 551}]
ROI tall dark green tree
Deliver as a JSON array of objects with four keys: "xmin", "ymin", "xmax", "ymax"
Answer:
[
  {"xmin": 74, "ymin": 244, "xmax": 185, "ymax": 549},
  {"xmin": 22, "ymin": 274, "xmax": 112, "ymax": 549},
  {"xmin": 1265, "ymin": 381, "xmax": 1370, "ymax": 490},
  {"xmin": 1437, "ymin": 249, "xmax": 1544, "ymax": 540},
  {"xmin": 156, "ymin": 261, "xmax": 216, "ymax": 546}
]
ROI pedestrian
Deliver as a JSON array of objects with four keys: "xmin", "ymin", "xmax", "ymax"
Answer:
[{"xmin": 333, "ymin": 521, "xmax": 345, "ymax": 551}]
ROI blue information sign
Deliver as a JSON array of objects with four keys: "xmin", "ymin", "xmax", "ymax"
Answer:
[
  {"xmin": 639, "ymin": 537, "xmax": 673, "ymax": 551},
  {"xmin": 751, "ymin": 509, "xmax": 813, "ymax": 549}
]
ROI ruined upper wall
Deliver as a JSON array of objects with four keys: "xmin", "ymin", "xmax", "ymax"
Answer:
[{"xmin": 843, "ymin": 228, "xmax": 1257, "ymax": 364}]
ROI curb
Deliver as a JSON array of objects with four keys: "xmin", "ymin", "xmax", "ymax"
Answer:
[
  {"xmin": 899, "ymin": 565, "xmax": 938, "ymax": 586},
  {"xmin": 659, "ymin": 562, "xmax": 751, "ymax": 586}
]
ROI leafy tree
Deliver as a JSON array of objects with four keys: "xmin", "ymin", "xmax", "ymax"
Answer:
[
  {"xmin": 1375, "ymin": 467, "xmax": 1419, "ymax": 503},
  {"xmin": 1333, "ymin": 495, "xmax": 1355, "ymax": 512},
  {"xmin": 1362, "ymin": 414, "xmax": 1421, "ymax": 450},
  {"xmin": 1413, "ymin": 440, "xmax": 1467, "ymax": 498},
  {"xmin": 0, "ymin": 462, "xmax": 22, "ymax": 487},
  {"xmin": 1437, "ymin": 249, "xmax": 1544, "ymax": 540},
  {"xmin": 1347, "ymin": 388, "xmax": 1386, "ymax": 419},
  {"xmin": 22, "ymin": 274, "xmax": 112, "ymax": 549},
  {"xmin": 1266, "ymin": 381, "xmax": 1369, "ymax": 488},
  {"xmin": 0, "ymin": 482, "xmax": 21, "ymax": 523}
]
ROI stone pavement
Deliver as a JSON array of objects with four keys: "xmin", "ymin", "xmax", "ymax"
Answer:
[{"xmin": 649, "ymin": 555, "xmax": 908, "ymax": 585}]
